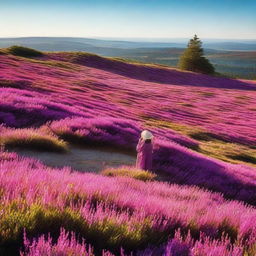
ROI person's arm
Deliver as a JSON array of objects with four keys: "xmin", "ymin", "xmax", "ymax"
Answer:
[{"xmin": 136, "ymin": 138, "xmax": 144, "ymax": 152}]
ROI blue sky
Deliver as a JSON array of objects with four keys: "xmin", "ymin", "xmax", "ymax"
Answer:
[{"xmin": 1, "ymin": 0, "xmax": 255, "ymax": 39}]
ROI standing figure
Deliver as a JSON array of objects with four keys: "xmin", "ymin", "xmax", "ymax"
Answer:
[{"xmin": 136, "ymin": 130, "xmax": 153, "ymax": 171}]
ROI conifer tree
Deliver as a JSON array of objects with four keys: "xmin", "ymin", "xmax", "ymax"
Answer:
[{"xmin": 178, "ymin": 35, "xmax": 215, "ymax": 74}]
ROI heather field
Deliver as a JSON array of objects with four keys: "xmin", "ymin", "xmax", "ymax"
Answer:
[{"xmin": 0, "ymin": 48, "xmax": 256, "ymax": 255}]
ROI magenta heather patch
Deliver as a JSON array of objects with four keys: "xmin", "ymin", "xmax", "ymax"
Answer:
[
  {"xmin": 138, "ymin": 230, "xmax": 245, "ymax": 256},
  {"xmin": 0, "ymin": 88, "xmax": 90, "ymax": 127},
  {"xmin": 49, "ymin": 117, "xmax": 141, "ymax": 149},
  {"xmin": 0, "ymin": 155, "xmax": 255, "ymax": 255},
  {"xmin": 0, "ymin": 51, "xmax": 255, "ymax": 254},
  {"xmin": 21, "ymin": 228, "xmax": 117, "ymax": 256},
  {"xmin": 0, "ymin": 53, "xmax": 255, "ymax": 205},
  {"xmin": 48, "ymin": 117, "xmax": 256, "ymax": 205},
  {"xmin": 0, "ymin": 53, "xmax": 255, "ymax": 145},
  {"xmin": 153, "ymin": 139, "xmax": 256, "ymax": 204}
]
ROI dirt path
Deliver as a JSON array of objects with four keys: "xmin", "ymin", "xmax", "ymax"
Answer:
[{"xmin": 14, "ymin": 145, "xmax": 136, "ymax": 173}]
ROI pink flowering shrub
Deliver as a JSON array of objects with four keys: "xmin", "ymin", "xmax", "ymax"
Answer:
[
  {"xmin": 21, "ymin": 228, "xmax": 253, "ymax": 256},
  {"xmin": 49, "ymin": 117, "xmax": 141, "ymax": 150},
  {"xmin": 138, "ymin": 230, "xmax": 246, "ymax": 256},
  {"xmin": 21, "ymin": 228, "xmax": 116, "ymax": 256},
  {"xmin": 0, "ymin": 154, "xmax": 256, "ymax": 255}
]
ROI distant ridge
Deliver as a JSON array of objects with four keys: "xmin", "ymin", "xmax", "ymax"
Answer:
[{"xmin": 1, "ymin": 37, "xmax": 256, "ymax": 51}]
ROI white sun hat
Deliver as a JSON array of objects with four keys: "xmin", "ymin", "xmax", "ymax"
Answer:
[{"xmin": 141, "ymin": 130, "xmax": 153, "ymax": 140}]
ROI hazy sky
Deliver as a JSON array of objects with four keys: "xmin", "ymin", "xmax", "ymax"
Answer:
[{"xmin": 1, "ymin": 0, "xmax": 255, "ymax": 39}]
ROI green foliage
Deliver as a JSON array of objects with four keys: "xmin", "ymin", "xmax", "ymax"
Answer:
[
  {"xmin": 0, "ymin": 128, "xmax": 68, "ymax": 152},
  {"xmin": 0, "ymin": 202, "xmax": 85, "ymax": 247},
  {"xmin": 227, "ymin": 152, "xmax": 256, "ymax": 164},
  {"xmin": 189, "ymin": 131, "xmax": 221, "ymax": 141},
  {"xmin": 0, "ymin": 79, "xmax": 24, "ymax": 89},
  {"xmin": 0, "ymin": 201, "xmax": 163, "ymax": 254},
  {"xmin": 3, "ymin": 136, "xmax": 67, "ymax": 152},
  {"xmin": 0, "ymin": 187, "xmax": 249, "ymax": 254},
  {"xmin": 178, "ymin": 35, "xmax": 215, "ymax": 74},
  {"xmin": 218, "ymin": 219, "xmax": 238, "ymax": 243},
  {"xmin": 102, "ymin": 167, "xmax": 156, "ymax": 181},
  {"xmin": 7, "ymin": 45, "xmax": 43, "ymax": 58}
]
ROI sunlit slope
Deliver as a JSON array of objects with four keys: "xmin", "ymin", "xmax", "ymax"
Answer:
[{"xmin": 0, "ymin": 49, "xmax": 256, "ymax": 205}]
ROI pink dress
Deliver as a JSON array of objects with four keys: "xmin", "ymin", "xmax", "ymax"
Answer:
[{"xmin": 136, "ymin": 139, "xmax": 153, "ymax": 171}]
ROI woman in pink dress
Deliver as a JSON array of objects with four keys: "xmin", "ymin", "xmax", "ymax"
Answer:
[{"xmin": 136, "ymin": 130, "xmax": 153, "ymax": 171}]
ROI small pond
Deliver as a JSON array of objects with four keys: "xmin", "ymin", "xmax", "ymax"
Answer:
[{"xmin": 14, "ymin": 145, "xmax": 136, "ymax": 173}]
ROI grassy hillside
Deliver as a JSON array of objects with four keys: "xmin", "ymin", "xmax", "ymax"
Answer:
[
  {"xmin": 0, "ymin": 37, "xmax": 255, "ymax": 79},
  {"xmin": 0, "ymin": 47, "xmax": 256, "ymax": 255}
]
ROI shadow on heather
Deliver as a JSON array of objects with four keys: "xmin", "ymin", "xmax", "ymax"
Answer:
[
  {"xmin": 52, "ymin": 52, "xmax": 256, "ymax": 91},
  {"xmin": 153, "ymin": 140, "xmax": 256, "ymax": 205}
]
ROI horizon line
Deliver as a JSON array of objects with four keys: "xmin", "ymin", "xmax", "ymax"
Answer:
[{"xmin": 0, "ymin": 36, "xmax": 256, "ymax": 42}]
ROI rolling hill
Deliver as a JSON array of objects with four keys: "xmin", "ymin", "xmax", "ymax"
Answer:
[
  {"xmin": 0, "ymin": 37, "xmax": 255, "ymax": 79},
  {"xmin": 0, "ymin": 47, "xmax": 256, "ymax": 255}
]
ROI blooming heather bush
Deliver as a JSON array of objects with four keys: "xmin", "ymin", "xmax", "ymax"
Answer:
[
  {"xmin": 21, "ymin": 228, "xmax": 92, "ymax": 256},
  {"xmin": 153, "ymin": 139, "xmax": 256, "ymax": 205},
  {"xmin": 49, "ymin": 117, "xmax": 141, "ymax": 150},
  {"xmin": 101, "ymin": 166, "xmax": 156, "ymax": 181},
  {"xmin": 49, "ymin": 117, "xmax": 198, "ymax": 150},
  {"xmin": 21, "ymin": 228, "xmax": 251, "ymax": 256},
  {"xmin": 0, "ymin": 88, "xmax": 91, "ymax": 128},
  {"xmin": 0, "ymin": 155, "xmax": 256, "ymax": 255},
  {"xmin": 0, "ymin": 125, "xmax": 67, "ymax": 152},
  {"xmin": 138, "ymin": 230, "xmax": 246, "ymax": 256},
  {"xmin": 0, "ymin": 149, "xmax": 17, "ymax": 160},
  {"xmin": 21, "ymin": 228, "xmax": 116, "ymax": 256}
]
